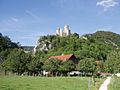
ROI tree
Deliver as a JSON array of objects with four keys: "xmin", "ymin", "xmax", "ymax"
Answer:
[
  {"xmin": 0, "ymin": 50, "xmax": 10, "ymax": 64},
  {"xmin": 42, "ymin": 58, "xmax": 61, "ymax": 76},
  {"xmin": 58, "ymin": 60, "xmax": 75, "ymax": 76},
  {"xmin": 72, "ymin": 33, "xmax": 79, "ymax": 38},
  {"xmin": 2, "ymin": 49, "xmax": 31, "ymax": 75},
  {"xmin": 27, "ymin": 57, "xmax": 43, "ymax": 76},
  {"xmin": 105, "ymin": 51, "xmax": 120, "ymax": 73},
  {"xmin": 77, "ymin": 58, "xmax": 96, "ymax": 76},
  {"xmin": 0, "ymin": 33, "xmax": 18, "ymax": 51}
]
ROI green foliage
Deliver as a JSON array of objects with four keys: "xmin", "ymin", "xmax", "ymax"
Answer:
[
  {"xmin": 36, "ymin": 31, "xmax": 120, "ymax": 61},
  {"xmin": 0, "ymin": 33, "xmax": 18, "ymax": 66},
  {"xmin": 27, "ymin": 57, "xmax": 43, "ymax": 75},
  {"xmin": 0, "ymin": 33, "xmax": 18, "ymax": 51},
  {"xmin": 2, "ymin": 49, "xmax": 31, "ymax": 75},
  {"xmin": 85, "ymin": 31, "xmax": 120, "ymax": 47},
  {"xmin": 0, "ymin": 50, "xmax": 10, "ymax": 64},
  {"xmin": 43, "ymin": 59, "xmax": 75, "ymax": 76},
  {"xmin": 105, "ymin": 51, "xmax": 120, "ymax": 73},
  {"xmin": 32, "ymin": 31, "xmax": 120, "ymax": 75},
  {"xmin": 77, "ymin": 58, "xmax": 96, "ymax": 73},
  {"xmin": 42, "ymin": 59, "xmax": 60, "ymax": 71},
  {"xmin": 59, "ymin": 60, "xmax": 75, "ymax": 72},
  {"xmin": 1, "ymin": 31, "xmax": 120, "ymax": 75}
]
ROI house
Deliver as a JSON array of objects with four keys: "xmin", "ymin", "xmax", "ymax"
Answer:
[{"xmin": 49, "ymin": 54, "xmax": 78, "ymax": 64}]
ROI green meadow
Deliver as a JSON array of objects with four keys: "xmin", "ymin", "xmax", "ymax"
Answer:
[
  {"xmin": 108, "ymin": 76, "xmax": 120, "ymax": 90},
  {"xmin": 0, "ymin": 76, "xmax": 103, "ymax": 90}
]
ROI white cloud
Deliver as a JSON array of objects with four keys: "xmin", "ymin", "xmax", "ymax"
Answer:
[
  {"xmin": 26, "ymin": 10, "xmax": 39, "ymax": 19},
  {"xmin": 0, "ymin": 17, "xmax": 19, "ymax": 28},
  {"xmin": 11, "ymin": 17, "xmax": 19, "ymax": 22},
  {"xmin": 96, "ymin": 0, "xmax": 119, "ymax": 11}
]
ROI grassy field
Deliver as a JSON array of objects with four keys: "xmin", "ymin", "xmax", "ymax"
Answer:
[
  {"xmin": 108, "ymin": 76, "xmax": 120, "ymax": 90},
  {"xmin": 0, "ymin": 76, "xmax": 103, "ymax": 90}
]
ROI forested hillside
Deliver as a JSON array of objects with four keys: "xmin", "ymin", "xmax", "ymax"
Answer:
[
  {"xmin": 35, "ymin": 31, "xmax": 120, "ymax": 61},
  {"xmin": 1, "ymin": 31, "xmax": 120, "ymax": 76},
  {"xmin": 84, "ymin": 31, "xmax": 120, "ymax": 47}
]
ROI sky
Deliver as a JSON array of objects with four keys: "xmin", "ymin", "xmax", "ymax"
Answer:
[{"xmin": 0, "ymin": 0, "xmax": 120, "ymax": 46}]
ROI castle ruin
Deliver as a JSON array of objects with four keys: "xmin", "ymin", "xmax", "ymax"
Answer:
[{"xmin": 56, "ymin": 25, "xmax": 71, "ymax": 36}]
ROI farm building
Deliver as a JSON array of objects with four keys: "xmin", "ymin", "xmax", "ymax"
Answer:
[{"xmin": 49, "ymin": 54, "xmax": 78, "ymax": 64}]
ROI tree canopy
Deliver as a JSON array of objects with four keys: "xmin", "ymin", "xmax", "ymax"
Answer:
[{"xmin": 1, "ymin": 31, "xmax": 120, "ymax": 76}]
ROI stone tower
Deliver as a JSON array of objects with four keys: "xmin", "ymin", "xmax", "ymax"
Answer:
[
  {"xmin": 56, "ymin": 28, "xmax": 60, "ymax": 35},
  {"xmin": 56, "ymin": 28, "xmax": 63, "ymax": 36},
  {"xmin": 56, "ymin": 25, "xmax": 71, "ymax": 36},
  {"xmin": 63, "ymin": 25, "xmax": 71, "ymax": 36}
]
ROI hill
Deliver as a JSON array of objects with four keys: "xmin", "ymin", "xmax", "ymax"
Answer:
[
  {"xmin": 84, "ymin": 31, "xmax": 120, "ymax": 48},
  {"xmin": 35, "ymin": 31, "xmax": 120, "ymax": 61}
]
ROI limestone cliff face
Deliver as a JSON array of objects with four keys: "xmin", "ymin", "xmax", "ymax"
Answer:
[{"xmin": 34, "ymin": 40, "xmax": 53, "ymax": 52}]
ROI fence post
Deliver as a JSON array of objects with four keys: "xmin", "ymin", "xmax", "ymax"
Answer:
[{"xmin": 88, "ymin": 77, "xmax": 90, "ymax": 90}]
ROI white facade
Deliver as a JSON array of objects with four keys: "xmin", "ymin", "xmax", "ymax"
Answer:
[
  {"xmin": 56, "ymin": 25, "xmax": 71, "ymax": 36},
  {"xmin": 64, "ymin": 25, "xmax": 71, "ymax": 36},
  {"xmin": 56, "ymin": 28, "xmax": 60, "ymax": 35},
  {"xmin": 60, "ymin": 28, "xmax": 63, "ymax": 36}
]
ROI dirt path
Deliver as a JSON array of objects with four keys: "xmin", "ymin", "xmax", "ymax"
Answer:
[{"xmin": 99, "ymin": 77, "xmax": 111, "ymax": 90}]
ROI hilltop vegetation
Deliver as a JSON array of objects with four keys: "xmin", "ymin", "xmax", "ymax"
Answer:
[
  {"xmin": 0, "ymin": 31, "xmax": 120, "ymax": 76},
  {"xmin": 35, "ymin": 31, "xmax": 120, "ymax": 61}
]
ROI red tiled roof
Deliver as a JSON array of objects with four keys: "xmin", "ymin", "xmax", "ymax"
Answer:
[{"xmin": 50, "ymin": 54, "xmax": 74, "ymax": 61}]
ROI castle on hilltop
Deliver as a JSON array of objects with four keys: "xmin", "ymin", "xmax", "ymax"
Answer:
[{"xmin": 56, "ymin": 25, "xmax": 71, "ymax": 36}]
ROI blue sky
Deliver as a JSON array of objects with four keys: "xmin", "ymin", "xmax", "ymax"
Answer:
[{"xmin": 0, "ymin": 0, "xmax": 120, "ymax": 46}]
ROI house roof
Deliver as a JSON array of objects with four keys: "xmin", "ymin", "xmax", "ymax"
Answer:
[
  {"xmin": 50, "ymin": 54, "xmax": 75, "ymax": 61},
  {"xmin": 95, "ymin": 61, "xmax": 102, "ymax": 65}
]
